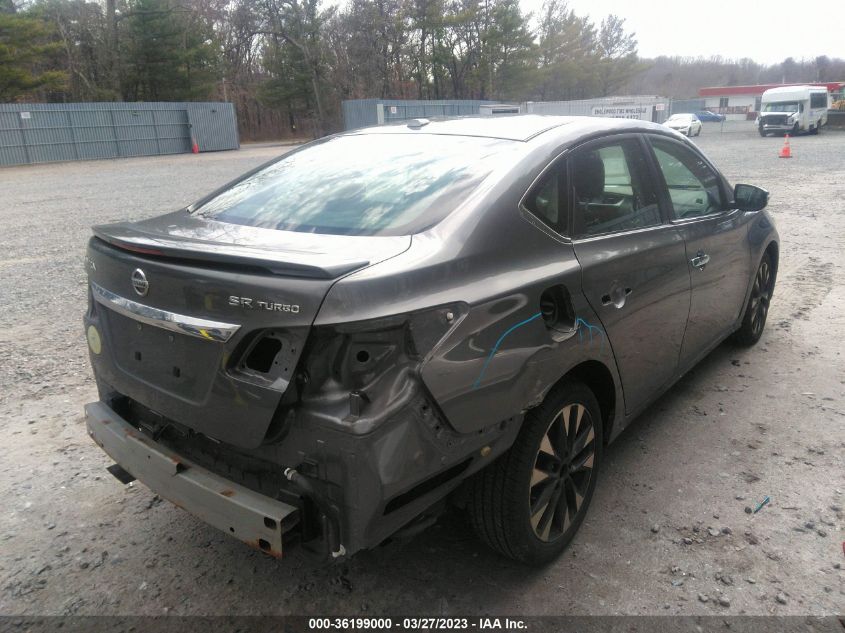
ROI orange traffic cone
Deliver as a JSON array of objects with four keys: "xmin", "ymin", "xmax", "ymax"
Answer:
[
  {"xmin": 191, "ymin": 137, "xmax": 199, "ymax": 154},
  {"xmin": 778, "ymin": 134, "xmax": 791, "ymax": 158}
]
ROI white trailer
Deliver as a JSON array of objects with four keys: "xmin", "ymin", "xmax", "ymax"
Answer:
[{"xmin": 757, "ymin": 85, "xmax": 829, "ymax": 136}]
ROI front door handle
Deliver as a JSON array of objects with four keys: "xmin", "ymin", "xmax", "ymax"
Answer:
[{"xmin": 690, "ymin": 252, "xmax": 710, "ymax": 270}]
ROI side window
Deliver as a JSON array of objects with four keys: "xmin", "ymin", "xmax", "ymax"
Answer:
[
  {"xmin": 649, "ymin": 137, "xmax": 723, "ymax": 219},
  {"xmin": 571, "ymin": 139, "xmax": 661, "ymax": 237},
  {"xmin": 810, "ymin": 92, "xmax": 827, "ymax": 109},
  {"xmin": 524, "ymin": 170, "xmax": 561, "ymax": 230}
]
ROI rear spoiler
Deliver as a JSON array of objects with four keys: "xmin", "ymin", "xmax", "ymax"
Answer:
[{"xmin": 92, "ymin": 225, "xmax": 371, "ymax": 280}]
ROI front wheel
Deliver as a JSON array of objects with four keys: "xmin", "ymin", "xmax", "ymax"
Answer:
[
  {"xmin": 468, "ymin": 381, "xmax": 603, "ymax": 564},
  {"xmin": 732, "ymin": 251, "xmax": 776, "ymax": 346},
  {"xmin": 758, "ymin": 127, "xmax": 767, "ymax": 137}
]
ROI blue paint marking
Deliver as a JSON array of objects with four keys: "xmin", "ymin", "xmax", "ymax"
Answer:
[
  {"xmin": 472, "ymin": 312, "xmax": 542, "ymax": 389},
  {"xmin": 575, "ymin": 317, "xmax": 605, "ymax": 352},
  {"xmin": 472, "ymin": 313, "xmax": 607, "ymax": 390}
]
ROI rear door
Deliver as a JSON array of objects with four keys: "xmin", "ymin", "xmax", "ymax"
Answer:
[
  {"xmin": 570, "ymin": 135, "xmax": 691, "ymax": 414},
  {"xmin": 646, "ymin": 135, "xmax": 751, "ymax": 368}
]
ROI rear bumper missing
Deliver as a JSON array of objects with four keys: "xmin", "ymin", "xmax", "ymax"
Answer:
[{"xmin": 84, "ymin": 401, "xmax": 298, "ymax": 557}]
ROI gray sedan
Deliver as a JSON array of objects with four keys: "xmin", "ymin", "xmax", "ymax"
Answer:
[{"xmin": 83, "ymin": 115, "xmax": 777, "ymax": 564}]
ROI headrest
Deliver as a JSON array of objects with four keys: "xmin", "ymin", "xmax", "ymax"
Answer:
[{"xmin": 572, "ymin": 152, "xmax": 605, "ymax": 201}]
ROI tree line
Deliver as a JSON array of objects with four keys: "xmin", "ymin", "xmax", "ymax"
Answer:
[{"xmin": 2, "ymin": 0, "xmax": 842, "ymax": 138}]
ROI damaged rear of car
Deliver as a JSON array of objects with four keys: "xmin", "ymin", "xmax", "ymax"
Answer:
[
  {"xmin": 84, "ymin": 129, "xmax": 538, "ymax": 559},
  {"xmin": 84, "ymin": 116, "xmax": 777, "ymax": 564}
]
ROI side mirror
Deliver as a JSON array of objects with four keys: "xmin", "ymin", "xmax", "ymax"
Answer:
[{"xmin": 734, "ymin": 184, "xmax": 769, "ymax": 211}]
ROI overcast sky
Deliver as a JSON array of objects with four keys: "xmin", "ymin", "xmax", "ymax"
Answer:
[{"xmin": 519, "ymin": 0, "xmax": 842, "ymax": 65}]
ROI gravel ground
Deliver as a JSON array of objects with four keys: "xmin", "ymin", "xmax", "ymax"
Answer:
[{"xmin": 0, "ymin": 127, "xmax": 843, "ymax": 617}]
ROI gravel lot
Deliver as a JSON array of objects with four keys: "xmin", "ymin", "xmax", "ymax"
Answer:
[{"xmin": 0, "ymin": 126, "xmax": 843, "ymax": 617}]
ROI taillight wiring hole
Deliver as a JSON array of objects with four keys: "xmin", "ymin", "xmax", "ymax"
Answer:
[{"xmin": 245, "ymin": 336, "xmax": 282, "ymax": 373}]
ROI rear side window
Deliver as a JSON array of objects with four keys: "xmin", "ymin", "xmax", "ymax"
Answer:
[
  {"xmin": 193, "ymin": 134, "xmax": 513, "ymax": 236},
  {"xmin": 570, "ymin": 139, "xmax": 661, "ymax": 237},
  {"xmin": 523, "ymin": 168, "xmax": 563, "ymax": 232},
  {"xmin": 810, "ymin": 92, "xmax": 828, "ymax": 108},
  {"xmin": 649, "ymin": 137, "xmax": 723, "ymax": 219}
]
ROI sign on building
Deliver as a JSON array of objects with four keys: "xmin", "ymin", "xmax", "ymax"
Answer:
[{"xmin": 591, "ymin": 105, "xmax": 653, "ymax": 120}]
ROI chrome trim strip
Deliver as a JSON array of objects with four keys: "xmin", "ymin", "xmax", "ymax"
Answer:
[
  {"xmin": 670, "ymin": 207, "xmax": 740, "ymax": 226},
  {"xmin": 571, "ymin": 222, "xmax": 674, "ymax": 244},
  {"xmin": 90, "ymin": 281, "xmax": 241, "ymax": 343}
]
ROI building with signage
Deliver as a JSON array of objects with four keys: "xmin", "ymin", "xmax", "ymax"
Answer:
[
  {"xmin": 698, "ymin": 82, "xmax": 845, "ymax": 120},
  {"xmin": 524, "ymin": 96, "xmax": 670, "ymax": 122}
]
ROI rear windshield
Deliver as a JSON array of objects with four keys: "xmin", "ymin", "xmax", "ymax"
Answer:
[{"xmin": 192, "ymin": 133, "xmax": 513, "ymax": 236}]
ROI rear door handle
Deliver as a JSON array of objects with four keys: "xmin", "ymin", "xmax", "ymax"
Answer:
[{"xmin": 690, "ymin": 252, "xmax": 710, "ymax": 270}]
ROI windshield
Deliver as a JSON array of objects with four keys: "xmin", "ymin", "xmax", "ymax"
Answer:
[
  {"xmin": 668, "ymin": 114, "xmax": 691, "ymax": 122},
  {"xmin": 193, "ymin": 133, "xmax": 513, "ymax": 236},
  {"xmin": 763, "ymin": 101, "xmax": 799, "ymax": 113}
]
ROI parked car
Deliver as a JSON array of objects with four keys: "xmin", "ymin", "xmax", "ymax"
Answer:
[
  {"xmin": 757, "ymin": 85, "xmax": 829, "ymax": 136},
  {"xmin": 664, "ymin": 112, "xmax": 702, "ymax": 136},
  {"xmin": 83, "ymin": 115, "xmax": 778, "ymax": 565},
  {"xmin": 695, "ymin": 110, "xmax": 726, "ymax": 122}
]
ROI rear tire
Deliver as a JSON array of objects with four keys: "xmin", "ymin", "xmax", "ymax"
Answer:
[
  {"xmin": 732, "ymin": 251, "xmax": 776, "ymax": 347},
  {"xmin": 468, "ymin": 381, "xmax": 603, "ymax": 565}
]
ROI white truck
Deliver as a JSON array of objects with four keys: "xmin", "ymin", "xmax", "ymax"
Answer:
[{"xmin": 757, "ymin": 85, "xmax": 829, "ymax": 136}]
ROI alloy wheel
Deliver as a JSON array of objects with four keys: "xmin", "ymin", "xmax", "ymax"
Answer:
[
  {"xmin": 749, "ymin": 259, "xmax": 773, "ymax": 336},
  {"xmin": 529, "ymin": 403, "xmax": 596, "ymax": 542}
]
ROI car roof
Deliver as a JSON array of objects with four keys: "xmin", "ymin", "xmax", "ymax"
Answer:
[{"xmin": 344, "ymin": 114, "xmax": 669, "ymax": 143}]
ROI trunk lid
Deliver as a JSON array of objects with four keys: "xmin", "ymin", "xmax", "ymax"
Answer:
[
  {"xmin": 93, "ymin": 211, "xmax": 411, "ymax": 278},
  {"xmin": 86, "ymin": 213, "xmax": 410, "ymax": 449}
]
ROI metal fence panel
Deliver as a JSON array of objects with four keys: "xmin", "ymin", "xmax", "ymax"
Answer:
[
  {"xmin": 0, "ymin": 110, "xmax": 27, "ymax": 165},
  {"xmin": 524, "ymin": 100, "xmax": 594, "ymax": 116},
  {"xmin": 670, "ymin": 99, "xmax": 706, "ymax": 115},
  {"xmin": 0, "ymin": 102, "xmax": 238, "ymax": 167},
  {"xmin": 381, "ymin": 102, "xmax": 488, "ymax": 123},
  {"xmin": 342, "ymin": 98, "xmax": 495, "ymax": 130},
  {"xmin": 187, "ymin": 103, "xmax": 240, "ymax": 152},
  {"xmin": 342, "ymin": 99, "xmax": 380, "ymax": 130},
  {"xmin": 343, "ymin": 96, "xmax": 677, "ymax": 130}
]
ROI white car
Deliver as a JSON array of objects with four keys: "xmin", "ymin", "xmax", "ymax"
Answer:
[{"xmin": 664, "ymin": 113, "xmax": 702, "ymax": 137}]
